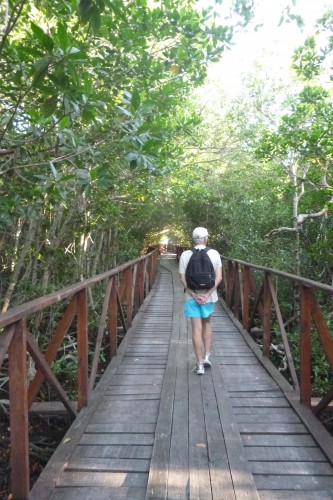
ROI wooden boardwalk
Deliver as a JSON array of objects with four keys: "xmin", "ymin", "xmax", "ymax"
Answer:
[{"xmin": 30, "ymin": 255, "xmax": 333, "ymax": 499}]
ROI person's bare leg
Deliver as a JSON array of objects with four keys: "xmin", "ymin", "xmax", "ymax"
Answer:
[
  {"xmin": 191, "ymin": 317, "xmax": 204, "ymax": 364},
  {"xmin": 202, "ymin": 316, "xmax": 212, "ymax": 358}
]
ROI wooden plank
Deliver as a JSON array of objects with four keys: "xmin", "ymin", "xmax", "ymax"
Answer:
[
  {"xmin": 259, "ymin": 491, "xmax": 333, "ymax": 500},
  {"xmin": 235, "ymin": 413, "xmax": 301, "ymax": 424},
  {"xmin": 72, "ymin": 445, "xmax": 153, "ymax": 459},
  {"xmin": 228, "ymin": 383, "xmax": 279, "ymax": 391},
  {"xmin": 251, "ymin": 461, "xmax": 333, "ymax": 475},
  {"xmin": 122, "ymin": 356, "xmax": 167, "ymax": 364},
  {"xmin": 80, "ymin": 433, "xmax": 155, "ymax": 446},
  {"xmin": 51, "ymin": 486, "xmax": 146, "ymax": 500},
  {"xmin": 188, "ymin": 347, "xmax": 212, "ymax": 499},
  {"xmin": 110, "ymin": 375, "xmax": 164, "ymax": 385},
  {"xmin": 29, "ymin": 401, "xmax": 76, "ymax": 416},
  {"xmin": 234, "ymin": 407, "xmax": 299, "ymax": 418},
  {"xmin": 98, "ymin": 399, "xmax": 159, "ymax": 411},
  {"xmin": 246, "ymin": 446, "xmax": 327, "ymax": 461},
  {"xmin": 229, "ymin": 391, "xmax": 283, "ymax": 398},
  {"xmin": 254, "ymin": 474, "xmax": 333, "ymax": 491},
  {"xmin": 105, "ymin": 394, "xmax": 160, "ymax": 401},
  {"xmin": 90, "ymin": 412, "xmax": 158, "ymax": 424},
  {"xmin": 105, "ymin": 385, "xmax": 162, "ymax": 395},
  {"xmin": 116, "ymin": 367, "xmax": 165, "ymax": 374},
  {"xmin": 145, "ymin": 260, "xmax": 182, "ymax": 499},
  {"xmin": 66, "ymin": 457, "xmax": 150, "ymax": 472},
  {"xmin": 231, "ymin": 398, "xmax": 290, "ymax": 407},
  {"xmin": 241, "ymin": 434, "xmax": 316, "ymax": 447},
  {"xmin": 201, "ymin": 369, "xmax": 235, "ymax": 499},
  {"xmin": 238, "ymin": 423, "xmax": 308, "ymax": 434},
  {"xmin": 57, "ymin": 471, "xmax": 148, "ymax": 487},
  {"xmin": 85, "ymin": 423, "xmax": 156, "ymax": 433},
  {"xmin": 167, "ymin": 322, "xmax": 189, "ymax": 499},
  {"xmin": 221, "ymin": 358, "xmax": 258, "ymax": 365},
  {"xmin": 211, "ymin": 362, "xmax": 259, "ymax": 499}
]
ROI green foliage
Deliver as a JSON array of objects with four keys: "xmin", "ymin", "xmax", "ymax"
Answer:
[{"xmin": 0, "ymin": 0, "xmax": 237, "ymax": 311}]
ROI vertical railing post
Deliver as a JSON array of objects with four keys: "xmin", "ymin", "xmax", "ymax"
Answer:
[
  {"xmin": 233, "ymin": 262, "xmax": 241, "ymax": 320},
  {"xmin": 9, "ymin": 319, "xmax": 30, "ymax": 500},
  {"xmin": 126, "ymin": 266, "xmax": 133, "ymax": 327},
  {"xmin": 132, "ymin": 263, "xmax": 139, "ymax": 316},
  {"xmin": 108, "ymin": 278, "xmax": 118, "ymax": 358},
  {"xmin": 138, "ymin": 260, "xmax": 145, "ymax": 307},
  {"xmin": 300, "ymin": 285, "xmax": 312, "ymax": 407},
  {"xmin": 144, "ymin": 259, "xmax": 149, "ymax": 298},
  {"xmin": 152, "ymin": 249, "xmax": 158, "ymax": 283},
  {"xmin": 148, "ymin": 254, "xmax": 154, "ymax": 290},
  {"xmin": 242, "ymin": 265, "xmax": 251, "ymax": 331},
  {"xmin": 226, "ymin": 261, "xmax": 234, "ymax": 308},
  {"xmin": 77, "ymin": 288, "xmax": 88, "ymax": 411},
  {"xmin": 262, "ymin": 272, "xmax": 272, "ymax": 357},
  {"xmin": 221, "ymin": 260, "xmax": 227, "ymax": 301}
]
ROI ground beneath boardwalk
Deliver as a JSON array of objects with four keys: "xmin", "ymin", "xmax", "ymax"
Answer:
[{"xmin": 0, "ymin": 415, "xmax": 70, "ymax": 499}]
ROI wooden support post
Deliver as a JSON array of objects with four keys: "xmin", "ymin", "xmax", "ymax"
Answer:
[
  {"xmin": 77, "ymin": 288, "xmax": 88, "ymax": 411},
  {"xmin": 149, "ymin": 254, "xmax": 154, "ymax": 290},
  {"xmin": 132, "ymin": 263, "xmax": 139, "ymax": 316},
  {"xmin": 9, "ymin": 319, "xmax": 30, "ymax": 500},
  {"xmin": 300, "ymin": 285, "xmax": 312, "ymax": 408},
  {"xmin": 108, "ymin": 278, "xmax": 118, "ymax": 357},
  {"xmin": 222, "ymin": 263, "xmax": 228, "ymax": 301},
  {"xmin": 138, "ymin": 260, "xmax": 145, "ymax": 307},
  {"xmin": 226, "ymin": 261, "xmax": 234, "ymax": 308},
  {"xmin": 144, "ymin": 259, "xmax": 149, "ymax": 297},
  {"xmin": 152, "ymin": 250, "xmax": 158, "ymax": 283},
  {"xmin": 242, "ymin": 266, "xmax": 251, "ymax": 331},
  {"xmin": 262, "ymin": 272, "xmax": 272, "ymax": 357},
  {"xmin": 233, "ymin": 262, "xmax": 241, "ymax": 320},
  {"xmin": 126, "ymin": 266, "xmax": 133, "ymax": 328}
]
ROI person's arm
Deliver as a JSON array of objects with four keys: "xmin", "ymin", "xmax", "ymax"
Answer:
[
  {"xmin": 196, "ymin": 265, "xmax": 222, "ymax": 301},
  {"xmin": 210, "ymin": 265, "xmax": 222, "ymax": 293},
  {"xmin": 179, "ymin": 273, "xmax": 198, "ymax": 299}
]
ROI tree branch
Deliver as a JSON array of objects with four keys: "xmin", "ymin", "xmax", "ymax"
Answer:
[
  {"xmin": 265, "ymin": 227, "xmax": 297, "ymax": 238},
  {"xmin": 297, "ymin": 207, "xmax": 329, "ymax": 224}
]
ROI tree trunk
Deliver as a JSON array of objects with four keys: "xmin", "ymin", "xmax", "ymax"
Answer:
[{"xmin": 1, "ymin": 217, "xmax": 38, "ymax": 312}]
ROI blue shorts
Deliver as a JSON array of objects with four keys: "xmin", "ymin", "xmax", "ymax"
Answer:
[{"xmin": 184, "ymin": 299, "xmax": 215, "ymax": 318}]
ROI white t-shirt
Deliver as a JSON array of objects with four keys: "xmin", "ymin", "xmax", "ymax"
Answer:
[{"xmin": 179, "ymin": 245, "xmax": 222, "ymax": 303}]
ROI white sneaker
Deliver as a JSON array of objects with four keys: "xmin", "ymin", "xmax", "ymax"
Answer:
[
  {"xmin": 196, "ymin": 364, "xmax": 205, "ymax": 375},
  {"xmin": 203, "ymin": 357, "xmax": 212, "ymax": 368}
]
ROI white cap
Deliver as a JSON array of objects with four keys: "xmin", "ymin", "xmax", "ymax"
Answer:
[{"xmin": 192, "ymin": 227, "xmax": 209, "ymax": 239}]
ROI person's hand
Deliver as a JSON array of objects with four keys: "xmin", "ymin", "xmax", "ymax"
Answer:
[{"xmin": 195, "ymin": 293, "xmax": 207, "ymax": 304}]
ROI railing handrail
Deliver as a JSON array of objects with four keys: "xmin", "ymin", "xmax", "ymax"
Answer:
[
  {"xmin": 0, "ymin": 252, "xmax": 153, "ymax": 328},
  {"xmin": 221, "ymin": 255, "xmax": 333, "ymax": 295}
]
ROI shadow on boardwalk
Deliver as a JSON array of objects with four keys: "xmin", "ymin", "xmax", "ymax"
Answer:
[{"xmin": 30, "ymin": 255, "xmax": 333, "ymax": 500}]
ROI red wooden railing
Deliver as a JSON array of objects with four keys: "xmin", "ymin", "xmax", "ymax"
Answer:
[
  {"xmin": 220, "ymin": 256, "xmax": 333, "ymax": 415},
  {"xmin": 0, "ymin": 249, "xmax": 158, "ymax": 499}
]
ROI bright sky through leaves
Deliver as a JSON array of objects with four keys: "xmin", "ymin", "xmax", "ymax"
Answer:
[{"xmin": 208, "ymin": 0, "xmax": 331, "ymax": 97}]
